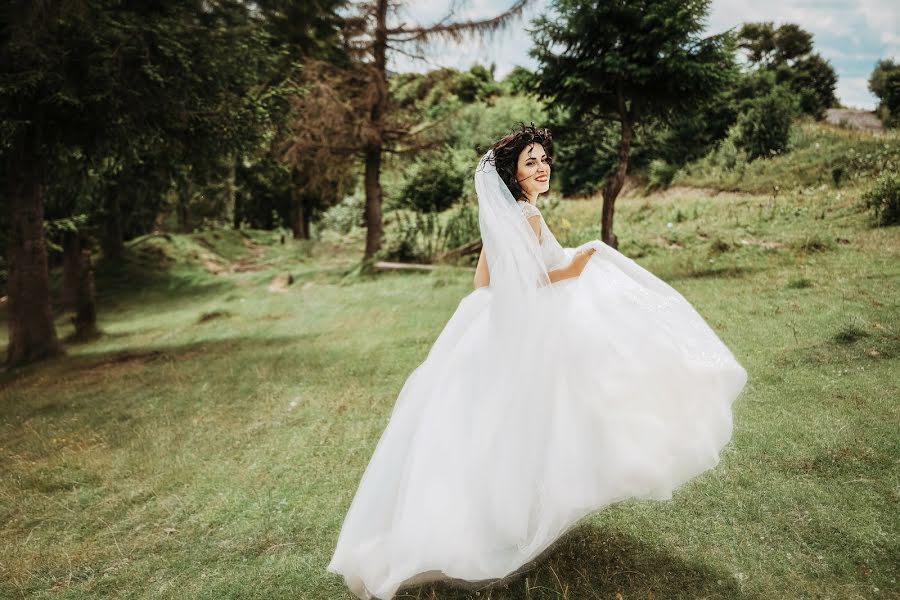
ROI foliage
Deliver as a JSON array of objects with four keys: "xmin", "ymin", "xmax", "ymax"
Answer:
[
  {"xmin": 645, "ymin": 159, "xmax": 679, "ymax": 191},
  {"xmin": 379, "ymin": 202, "xmax": 480, "ymax": 264},
  {"xmin": 234, "ymin": 156, "xmax": 292, "ymax": 230},
  {"xmin": 395, "ymin": 151, "xmax": 467, "ymax": 213},
  {"xmin": 319, "ymin": 190, "xmax": 367, "ymax": 235},
  {"xmin": 674, "ymin": 119, "xmax": 900, "ymax": 193},
  {"xmin": 501, "ymin": 66, "xmax": 538, "ymax": 96},
  {"xmin": 528, "ymin": 0, "xmax": 739, "ymax": 198},
  {"xmin": 440, "ymin": 201, "xmax": 481, "ymax": 253},
  {"xmin": 862, "ymin": 172, "xmax": 900, "ymax": 226},
  {"xmin": 0, "ymin": 0, "xmax": 286, "ymax": 239},
  {"xmin": 445, "ymin": 94, "xmax": 549, "ymax": 156},
  {"xmin": 737, "ymin": 21, "xmax": 837, "ymax": 119},
  {"xmin": 530, "ymin": 0, "xmax": 738, "ymax": 124},
  {"xmin": 735, "ymin": 82, "xmax": 798, "ymax": 160},
  {"xmin": 544, "ymin": 108, "xmax": 619, "ymax": 197},
  {"xmin": 380, "ymin": 210, "xmax": 444, "ymax": 263},
  {"xmin": 868, "ymin": 59, "xmax": 900, "ymax": 129}
]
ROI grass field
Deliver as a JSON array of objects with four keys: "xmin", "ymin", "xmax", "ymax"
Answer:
[{"xmin": 1, "ymin": 131, "xmax": 899, "ymax": 598}]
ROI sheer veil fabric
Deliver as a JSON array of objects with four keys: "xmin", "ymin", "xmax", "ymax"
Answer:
[{"xmin": 326, "ymin": 149, "xmax": 749, "ymax": 600}]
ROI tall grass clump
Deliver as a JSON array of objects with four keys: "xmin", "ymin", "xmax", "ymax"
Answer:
[{"xmin": 862, "ymin": 172, "xmax": 900, "ymax": 226}]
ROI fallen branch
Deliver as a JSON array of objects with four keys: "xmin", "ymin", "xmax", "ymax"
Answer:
[
  {"xmin": 435, "ymin": 239, "xmax": 481, "ymax": 262},
  {"xmin": 373, "ymin": 261, "xmax": 475, "ymax": 273}
]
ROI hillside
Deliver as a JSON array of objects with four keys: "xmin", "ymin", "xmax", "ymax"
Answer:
[{"xmin": 1, "ymin": 119, "xmax": 898, "ymax": 599}]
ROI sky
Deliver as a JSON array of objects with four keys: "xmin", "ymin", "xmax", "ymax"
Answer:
[{"xmin": 387, "ymin": 0, "xmax": 900, "ymax": 110}]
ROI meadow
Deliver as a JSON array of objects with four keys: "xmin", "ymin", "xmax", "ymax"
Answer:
[{"xmin": 1, "ymin": 123, "xmax": 898, "ymax": 599}]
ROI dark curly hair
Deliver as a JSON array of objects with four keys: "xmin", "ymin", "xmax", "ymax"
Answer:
[{"xmin": 483, "ymin": 122, "xmax": 554, "ymax": 201}]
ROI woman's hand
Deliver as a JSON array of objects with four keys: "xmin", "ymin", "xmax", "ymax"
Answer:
[{"xmin": 570, "ymin": 247, "xmax": 597, "ymax": 277}]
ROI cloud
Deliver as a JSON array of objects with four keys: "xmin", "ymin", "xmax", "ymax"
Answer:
[{"xmin": 838, "ymin": 76, "xmax": 877, "ymax": 109}]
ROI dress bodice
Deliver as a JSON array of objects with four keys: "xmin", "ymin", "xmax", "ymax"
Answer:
[{"xmin": 516, "ymin": 200, "xmax": 569, "ymax": 271}]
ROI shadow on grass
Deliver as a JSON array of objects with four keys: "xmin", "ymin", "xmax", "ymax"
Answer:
[
  {"xmin": 0, "ymin": 332, "xmax": 366, "ymax": 416},
  {"xmin": 398, "ymin": 525, "xmax": 752, "ymax": 600},
  {"xmin": 93, "ymin": 253, "xmax": 232, "ymax": 307},
  {"xmin": 672, "ymin": 264, "xmax": 760, "ymax": 280}
]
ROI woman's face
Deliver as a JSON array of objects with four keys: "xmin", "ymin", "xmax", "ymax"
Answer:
[{"xmin": 515, "ymin": 142, "xmax": 551, "ymax": 200}]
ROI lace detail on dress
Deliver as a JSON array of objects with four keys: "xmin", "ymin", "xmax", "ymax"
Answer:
[
  {"xmin": 517, "ymin": 200, "xmax": 541, "ymax": 219},
  {"xmin": 516, "ymin": 200, "xmax": 568, "ymax": 270}
]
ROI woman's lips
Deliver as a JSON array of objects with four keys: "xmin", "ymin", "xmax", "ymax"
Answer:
[{"xmin": 536, "ymin": 176, "xmax": 548, "ymax": 182}]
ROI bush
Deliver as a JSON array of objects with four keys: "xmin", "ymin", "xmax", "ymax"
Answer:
[
  {"xmin": 709, "ymin": 128, "xmax": 750, "ymax": 172},
  {"xmin": 380, "ymin": 202, "xmax": 481, "ymax": 264},
  {"xmin": 441, "ymin": 202, "xmax": 480, "ymax": 253},
  {"xmin": 868, "ymin": 59, "xmax": 900, "ymax": 129},
  {"xmin": 862, "ymin": 172, "xmax": 900, "ymax": 226},
  {"xmin": 645, "ymin": 159, "xmax": 678, "ymax": 191},
  {"xmin": 397, "ymin": 154, "xmax": 466, "ymax": 213},
  {"xmin": 319, "ymin": 191, "xmax": 365, "ymax": 234},
  {"xmin": 736, "ymin": 85, "xmax": 798, "ymax": 160}
]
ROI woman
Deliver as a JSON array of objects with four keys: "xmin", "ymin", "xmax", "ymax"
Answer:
[{"xmin": 327, "ymin": 124, "xmax": 748, "ymax": 600}]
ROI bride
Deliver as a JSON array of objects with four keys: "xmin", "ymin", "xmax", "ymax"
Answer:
[{"xmin": 327, "ymin": 124, "xmax": 748, "ymax": 600}]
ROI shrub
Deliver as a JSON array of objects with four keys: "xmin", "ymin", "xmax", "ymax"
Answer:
[
  {"xmin": 441, "ymin": 202, "xmax": 480, "ymax": 253},
  {"xmin": 319, "ymin": 191, "xmax": 365, "ymax": 234},
  {"xmin": 786, "ymin": 276, "xmax": 813, "ymax": 289},
  {"xmin": 868, "ymin": 59, "xmax": 900, "ymax": 129},
  {"xmin": 790, "ymin": 233, "xmax": 835, "ymax": 253},
  {"xmin": 380, "ymin": 202, "xmax": 481, "ymax": 264},
  {"xmin": 712, "ymin": 133, "xmax": 743, "ymax": 171},
  {"xmin": 380, "ymin": 210, "xmax": 440, "ymax": 263},
  {"xmin": 708, "ymin": 237, "xmax": 733, "ymax": 255},
  {"xmin": 862, "ymin": 172, "xmax": 900, "ymax": 226},
  {"xmin": 645, "ymin": 159, "xmax": 678, "ymax": 191},
  {"xmin": 833, "ymin": 322, "xmax": 869, "ymax": 345},
  {"xmin": 736, "ymin": 85, "xmax": 799, "ymax": 160},
  {"xmin": 397, "ymin": 154, "xmax": 466, "ymax": 213}
]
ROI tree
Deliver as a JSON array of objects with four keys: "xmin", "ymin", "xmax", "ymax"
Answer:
[
  {"xmin": 869, "ymin": 59, "xmax": 900, "ymax": 128},
  {"xmin": 529, "ymin": 0, "xmax": 737, "ymax": 248},
  {"xmin": 735, "ymin": 82, "xmax": 797, "ymax": 160},
  {"xmin": 254, "ymin": 0, "xmax": 350, "ymax": 239},
  {"xmin": 1, "ymin": 1, "xmax": 278, "ymax": 366},
  {"xmin": 332, "ymin": 0, "xmax": 537, "ymax": 262},
  {"xmin": 737, "ymin": 22, "xmax": 837, "ymax": 119}
]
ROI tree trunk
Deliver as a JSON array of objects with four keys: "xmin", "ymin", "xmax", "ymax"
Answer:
[
  {"xmin": 289, "ymin": 185, "xmax": 309, "ymax": 240},
  {"xmin": 233, "ymin": 197, "xmax": 242, "ymax": 230},
  {"xmin": 5, "ymin": 158, "xmax": 63, "ymax": 366},
  {"xmin": 177, "ymin": 180, "xmax": 193, "ymax": 233},
  {"xmin": 363, "ymin": 148, "xmax": 383, "ymax": 257},
  {"xmin": 102, "ymin": 186, "xmax": 125, "ymax": 260},
  {"xmin": 363, "ymin": 0, "xmax": 389, "ymax": 260},
  {"xmin": 600, "ymin": 107, "xmax": 634, "ymax": 250},
  {"xmin": 226, "ymin": 155, "xmax": 237, "ymax": 229},
  {"xmin": 62, "ymin": 231, "xmax": 99, "ymax": 341},
  {"xmin": 303, "ymin": 205, "xmax": 312, "ymax": 239},
  {"xmin": 62, "ymin": 230, "xmax": 80, "ymax": 307}
]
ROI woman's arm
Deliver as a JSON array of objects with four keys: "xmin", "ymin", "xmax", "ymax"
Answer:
[
  {"xmin": 474, "ymin": 247, "xmax": 490, "ymax": 289},
  {"xmin": 526, "ymin": 214, "xmax": 580, "ymax": 284},
  {"xmin": 474, "ymin": 217, "xmax": 594, "ymax": 289}
]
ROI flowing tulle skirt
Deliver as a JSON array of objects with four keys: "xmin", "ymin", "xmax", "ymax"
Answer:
[{"xmin": 327, "ymin": 241, "xmax": 748, "ymax": 600}]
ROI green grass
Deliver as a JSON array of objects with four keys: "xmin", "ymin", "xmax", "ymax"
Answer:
[
  {"xmin": 673, "ymin": 118, "xmax": 900, "ymax": 194},
  {"xmin": 2, "ymin": 139, "xmax": 899, "ymax": 598}
]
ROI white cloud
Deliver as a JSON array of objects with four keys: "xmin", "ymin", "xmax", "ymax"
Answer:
[
  {"xmin": 858, "ymin": 0, "xmax": 900, "ymax": 44},
  {"xmin": 838, "ymin": 76, "xmax": 877, "ymax": 109}
]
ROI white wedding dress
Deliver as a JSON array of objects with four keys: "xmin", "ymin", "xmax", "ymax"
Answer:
[{"xmin": 327, "ymin": 155, "xmax": 748, "ymax": 600}]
